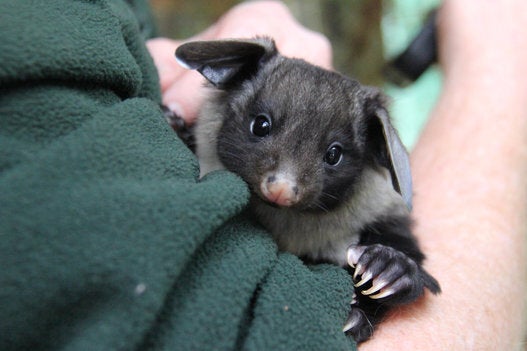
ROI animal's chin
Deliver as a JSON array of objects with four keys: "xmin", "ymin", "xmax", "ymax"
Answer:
[{"xmin": 254, "ymin": 195, "xmax": 301, "ymax": 209}]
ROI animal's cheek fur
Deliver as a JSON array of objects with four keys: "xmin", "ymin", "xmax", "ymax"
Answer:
[
  {"xmin": 216, "ymin": 140, "xmax": 270, "ymax": 191},
  {"xmin": 306, "ymin": 160, "xmax": 363, "ymax": 211}
]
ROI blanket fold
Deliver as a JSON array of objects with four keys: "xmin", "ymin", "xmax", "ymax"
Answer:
[{"xmin": 0, "ymin": 1, "xmax": 356, "ymax": 350}]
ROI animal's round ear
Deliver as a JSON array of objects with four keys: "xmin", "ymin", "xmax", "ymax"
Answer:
[
  {"xmin": 364, "ymin": 87, "xmax": 413, "ymax": 210},
  {"xmin": 175, "ymin": 37, "xmax": 277, "ymax": 88}
]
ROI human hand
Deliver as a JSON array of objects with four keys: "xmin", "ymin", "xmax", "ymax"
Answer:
[{"xmin": 146, "ymin": 1, "xmax": 332, "ymax": 124}]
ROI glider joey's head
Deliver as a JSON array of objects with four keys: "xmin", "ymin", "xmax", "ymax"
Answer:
[{"xmin": 175, "ymin": 37, "xmax": 413, "ymax": 212}]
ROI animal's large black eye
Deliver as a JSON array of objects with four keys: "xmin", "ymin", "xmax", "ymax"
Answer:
[
  {"xmin": 324, "ymin": 143, "xmax": 343, "ymax": 166},
  {"xmin": 250, "ymin": 113, "xmax": 272, "ymax": 137}
]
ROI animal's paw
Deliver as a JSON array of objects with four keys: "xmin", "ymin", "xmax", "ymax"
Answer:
[
  {"xmin": 161, "ymin": 104, "xmax": 195, "ymax": 151},
  {"xmin": 347, "ymin": 244, "xmax": 440, "ymax": 305},
  {"xmin": 342, "ymin": 300, "xmax": 374, "ymax": 343}
]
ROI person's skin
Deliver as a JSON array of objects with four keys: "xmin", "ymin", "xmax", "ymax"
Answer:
[
  {"xmin": 361, "ymin": 1, "xmax": 527, "ymax": 350},
  {"xmin": 147, "ymin": 0, "xmax": 527, "ymax": 349}
]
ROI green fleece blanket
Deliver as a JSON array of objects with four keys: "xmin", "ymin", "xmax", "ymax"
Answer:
[{"xmin": 0, "ymin": 1, "xmax": 356, "ymax": 350}]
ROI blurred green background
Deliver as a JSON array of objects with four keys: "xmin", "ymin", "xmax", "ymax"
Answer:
[{"xmin": 150, "ymin": 0, "xmax": 441, "ymax": 149}]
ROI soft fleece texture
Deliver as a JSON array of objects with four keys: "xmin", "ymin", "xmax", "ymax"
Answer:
[{"xmin": 0, "ymin": 1, "xmax": 356, "ymax": 350}]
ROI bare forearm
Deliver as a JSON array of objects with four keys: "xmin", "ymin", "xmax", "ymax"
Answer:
[
  {"xmin": 361, "ymin": 2, "xmax": 527, "ymax": 349},
  {"xmin": 361, "ymin": 74, "xmax": 527, "ymax": 351}
]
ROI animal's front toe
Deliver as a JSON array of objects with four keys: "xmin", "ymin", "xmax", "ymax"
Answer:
[{"xmin": 343, "ymin": 306, "xmax": 374, "ymax": 343}]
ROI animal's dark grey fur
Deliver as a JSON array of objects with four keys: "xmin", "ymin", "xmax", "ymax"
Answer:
[{"xmin": 175, "ymin": 37, "xmax": 440, "ymax": 343}]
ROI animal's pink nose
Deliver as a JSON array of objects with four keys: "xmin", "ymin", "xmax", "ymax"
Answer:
[{"xmin": 260, "ymin": 174, "xmax": 299, "ymax": 207}]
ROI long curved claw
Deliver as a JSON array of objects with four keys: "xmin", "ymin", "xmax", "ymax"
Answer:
[
  {"xmin": 343, "ymin": 315, "xmax": 360, "ymax": 333},
  {"xmin": 361, "ymin": 278, "xmax": 389, "ymax": 296},
  {"xmin": 369, "ymin": 288, "xmax": 395, "ymax": 300},
  {"xmin": 354, "ymin": 270, "xmax": 373, "ymax": 288},
  {"xmin": 351, "ymin": 292, "xmax": 357, "ymax": 305}
]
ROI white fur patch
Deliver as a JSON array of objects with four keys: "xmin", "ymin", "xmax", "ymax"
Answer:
[{"xmin": 194, "ymin": 95, "xmax": 227, "ymax": 177}]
